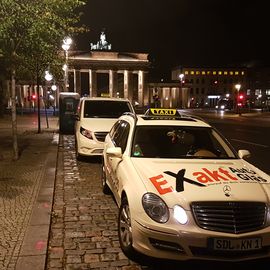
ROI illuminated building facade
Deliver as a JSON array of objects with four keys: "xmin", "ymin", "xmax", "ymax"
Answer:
[
  {"xmin": 67, "ymin": 50, "xmax": 150, "ymax": 107},
  {"xmin": 172, "ymin": 67, "xmax": 247, "ymax": 108},
  {"xmin": 246, "ymin": 66, "xmax": 270, "ymax": 109}
]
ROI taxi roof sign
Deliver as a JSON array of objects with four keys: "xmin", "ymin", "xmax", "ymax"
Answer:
[
  {"xmin": 145, "ymin": 108, "xmax": 180, "ymax": 116},
  {"xmin": 142, "ymin": 108, "xmax": 197, "ymax": 121}
]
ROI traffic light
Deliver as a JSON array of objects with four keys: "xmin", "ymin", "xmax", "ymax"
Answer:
[{"xmin": 237, "ymin": 94, "xmax": 245, "ymax": 107}]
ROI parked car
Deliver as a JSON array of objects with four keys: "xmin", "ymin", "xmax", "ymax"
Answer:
[
  {"xmin": 74, "ymin": 97, "xmax": 134, "ymax": 159},
  {"xmin": 102, "ymin": 108, "xmax": 270, "ymax": 262}
]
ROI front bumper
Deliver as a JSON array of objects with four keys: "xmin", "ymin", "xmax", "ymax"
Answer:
[
  {"xmin": 132, "ymin": 219, "xmax": 270, "ymax": 261},
  {"xmin": 77, "ymin": 134, "xmax": 104, "ymax": 156}
]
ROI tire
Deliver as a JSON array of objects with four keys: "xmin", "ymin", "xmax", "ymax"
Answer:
[
  {"xmin": 101, "ymin": 161, "xmax": 111, "ymax": 194},
  {"xmin": 75, "ymin": 138, "xmax": 83, "ymax": 161},
  {"xmin": 118, "ymin": 197, "xmax": 137, "ymax": 259}
]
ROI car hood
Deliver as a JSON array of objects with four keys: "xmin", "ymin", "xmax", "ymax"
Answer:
[
  {"xmin": 80, "ymin": 118, "xmax": 117, "ymax": 132},
  {"xmin": 131, "ymin": 158, "xmax": 270, "ymax": 209}
]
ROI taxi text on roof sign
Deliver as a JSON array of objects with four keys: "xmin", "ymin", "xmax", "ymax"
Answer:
[{"xmin": 149, "ymin": 108, "xmax": 177, "ymax": 116}]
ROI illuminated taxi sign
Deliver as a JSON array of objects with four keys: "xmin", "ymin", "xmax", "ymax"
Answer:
[
  {"xmin": 101, "ymin": 93, "xmax": 110, "ymax": 97},
  {"xmin": 143, "ymin": 108, "xmax": 183, "ymax": 120},
  {"xmin": 149, "ymin": 108, "xmax": 177, "ymax": 116}
]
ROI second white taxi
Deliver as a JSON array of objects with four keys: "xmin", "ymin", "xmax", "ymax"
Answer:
[
  {"xmin": 74, "ymin": 97, "xmax": 134, "ymax": 159},
  {"xmin": 102, "ymin": 108, "xmax": 270, "ymax": 262}
]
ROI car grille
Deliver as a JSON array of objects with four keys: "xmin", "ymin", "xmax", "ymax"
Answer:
[
  {"xmin": 191, "ymin": 201, "xmax": 266, "ymax": 234},
  {"xmin": 94, "ymin": 132, "xmax": 108, "ymax": 142}
]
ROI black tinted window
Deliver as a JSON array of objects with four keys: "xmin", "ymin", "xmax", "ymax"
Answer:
[
  {"xmin": 113, "ymin": 121, "xmax": 130, "ymax": 152},
  {"xmin": 84, "ymin": 100, "xmax": 132, "ymax": 118}
]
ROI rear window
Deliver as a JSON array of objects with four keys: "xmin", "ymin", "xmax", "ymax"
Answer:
[{"xmin": 84, "ymin": 100, "xmax": 132, "ymax": 118}]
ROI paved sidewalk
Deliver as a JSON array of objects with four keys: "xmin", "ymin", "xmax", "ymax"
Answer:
[{"xmin": 0, "ymin": 114, "xmax": 59, "ymax": 270}]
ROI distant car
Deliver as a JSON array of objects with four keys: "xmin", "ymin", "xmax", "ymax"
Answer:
[
  {"xmin": 215, "ymin": 99, "xmax": 233, "ymax": 110},
  {"xmin": 102, "ymin": 108, "xmax": 270, "ymax": 262},
  {"xmin": 74, "ymin": 97, "xmax": 134, "ymax": 159}
]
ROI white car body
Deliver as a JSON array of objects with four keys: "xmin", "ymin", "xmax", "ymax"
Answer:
[
  {"xmin": 102, "ymin": 109, "xmax": 270, "ymax": 262},
  {"xmin": 75, "ymin": 97, "xmax": 134, "ymax": 157}
]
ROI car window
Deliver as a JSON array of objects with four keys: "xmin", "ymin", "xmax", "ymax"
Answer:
[
  {"xmin": 112, "ymin": 120, "xmax": 130, "ymax": 152},
  {"xmin": 83, "ymin": 100, "xmax": 132, "ymax": 118},
  {"xmin": 131, "ymin": 126, "xmax": 237, "ymax": 159}
]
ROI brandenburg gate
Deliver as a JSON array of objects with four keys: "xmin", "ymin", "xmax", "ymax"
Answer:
[{"xmin": 66, "ymin": 32, "xmax": 151, "ymax": 107}]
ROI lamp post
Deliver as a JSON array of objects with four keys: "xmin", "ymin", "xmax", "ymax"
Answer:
[
  {"xmin": 51, "ymin": 84, "xmax": 57, "ymax": 115},
  {"xmin": 179, "ymin": 73, "xmax": 184, "ymax": 108},
  {"xmin": 62, "ymin": 37, "xmax": 72, "ymax": 92},
  {"xmin": 235, "ymin": 83, "xmax": 241, "ymax": 115},
  {"xmin": 45, "ymin": 70, "xmax": 53, "ymax": 127}
]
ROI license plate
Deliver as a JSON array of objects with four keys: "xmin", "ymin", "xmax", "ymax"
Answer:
[{"xmin": 210, "ymin": 237, "xmax": 262, "ymax": 251}]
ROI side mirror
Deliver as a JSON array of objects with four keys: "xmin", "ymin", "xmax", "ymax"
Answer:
[
  {"xmin": 238, "ymin": 149, "xmax": 251, "ymax": 159},
  {"xmin": 106, "ymin": 147, "xmax": 123, "ymax": 158}
]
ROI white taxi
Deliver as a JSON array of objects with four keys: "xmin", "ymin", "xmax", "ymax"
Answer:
[
  {"xmin": 102, "ymin": 108, "xmax": 270, "ymax": 262},
  {"xmin": 74, "ymin": 97, "xmax": 134, "ymax": 159}
]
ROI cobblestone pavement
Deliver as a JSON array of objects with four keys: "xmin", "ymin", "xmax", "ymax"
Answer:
[
  {"xmin": 0, "ymin": 114, "xmax": 58, "ymax": 270},
  {"xmin": 48, "ymin": 110, "xmax": 268, "ymax": 270},
  {"xmin": 46, "ymin": 135, "xmax": 270, "ymax": 270},
  {"xmin": 46, "ymin": 135, "xmax": 143, "ymax": 270}
]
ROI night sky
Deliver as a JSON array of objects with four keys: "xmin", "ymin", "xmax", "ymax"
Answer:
[{"xmin": 76, "ymin": 0, "xmax": 269, "ymax": 80}]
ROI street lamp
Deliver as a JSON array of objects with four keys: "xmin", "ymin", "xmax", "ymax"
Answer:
[
  {"xmin": 62, "ymin": 37, "xmax": 72, "ymax": 92},
  {"xmin": 45, "ymin": 70, "xmax": 53, "ymax": 82},
  {"xmin": 45, "ymin": 70, "xmax": 53, "ymax": 127},
  {"xmin": 51, "ymin": 84, "xmax": 57, "ymax": 115},
  {"xmin": 179, "ymin": 73, "xmax": 184, "ymax": 108},
  {"xmin": 235, "ymin": 83, "xmax": 241, "ymax": 115}
]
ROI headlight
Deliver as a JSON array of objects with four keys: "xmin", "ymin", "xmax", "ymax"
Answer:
[
  {"xmin": 173, "ymin": 205, "xmax": 188, "ymax": 224},
  {"xmin": 142, "ymin": 193, "xmax": 169, "ymax": 223},
  {"xmin": 80, "ymin": 127, "xmax": 93, "ymax": 139}
]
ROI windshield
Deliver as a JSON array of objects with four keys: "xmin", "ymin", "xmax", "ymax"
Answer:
[
  {"xmin": 131, "ymin": 126, "xmax": 237, "ymax": 159},
  {"xmin": 83, "ymin": 100, "xmax": 132, "ymax": 118}
]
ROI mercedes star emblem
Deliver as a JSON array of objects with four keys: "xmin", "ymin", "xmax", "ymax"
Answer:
[{"xmin": 223, "ymin": 185, "xmax": 231, "ymax": 197}]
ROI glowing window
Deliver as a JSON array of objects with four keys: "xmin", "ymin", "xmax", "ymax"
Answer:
[
  {"xmin": 207, "ymin": 71, "xmax": 211, "ymax": 75},
  {"xmin": 213, "ymin": 71, "xmax": 216, "ymax": 75},
  {"xmin": 184, "ymin": 71, "xmax": 189, "ymax": 75},
  {"xmin": 224, "ymin": 71, "xmax": 228, "ymax": 75},
  {"xmin": 235, "ymin": 71, "xmax": 239, "ymax": 75},
  {"xmin": 191, "ymin": 71, "xmax": 194, "ymax": 75},
  {"xmin": 196, "ymin": 71, "xmax": 200, "ymax": 75},
  {"xmin": 255, "ymin": 89, "xmax": 261, "ymax": 95},
  {"xmin": 230, "ymin": 71, "xmax": 234, "ymax": 75},
  {"xmin": 218, "ymin": 71, "xmax": 222, "ymax": 75},
  {"xmin": 241, "ymin": 71, "xmax": 245, "ymax": 75},
  {"xmin": 202, "ymin": 71, "xmax": 206, "ymax": 75}
]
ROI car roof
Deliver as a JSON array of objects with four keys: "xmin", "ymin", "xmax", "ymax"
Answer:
[{"xmin": 121, "ymin": 109, "xmax": 211, "ymax": 128}]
